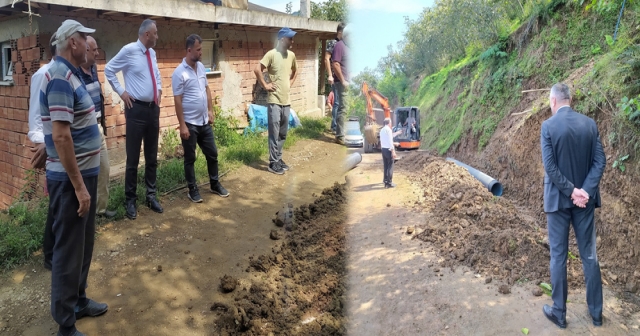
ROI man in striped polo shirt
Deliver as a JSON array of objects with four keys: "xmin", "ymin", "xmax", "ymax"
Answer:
[
  {"xmin": 42, "ymin": 20, "xmax": 108, "ymax": 336},
  {"xmin": 79, "ymin": 35, "xmax": 116, "ymax": 219}
]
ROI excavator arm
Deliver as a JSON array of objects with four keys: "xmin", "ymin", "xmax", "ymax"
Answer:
[{"xmin": 361, "ymin": 81, "xmax": 392, "ymax": 124}]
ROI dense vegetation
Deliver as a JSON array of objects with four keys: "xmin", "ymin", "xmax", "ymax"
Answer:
[{"xmin": 347, "ymin": 0, "xmax": 640, "ymax": 161}]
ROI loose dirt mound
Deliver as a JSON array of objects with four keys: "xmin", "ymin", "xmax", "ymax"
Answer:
[
  {"xmin": 398, "ymin": 153, "xmax": 586, "ymax": 287},
  {"xmin": 212, "ymin": 183, "xmax": 347, "ymax": 335}
]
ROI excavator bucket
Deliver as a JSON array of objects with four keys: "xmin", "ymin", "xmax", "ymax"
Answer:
[{"xmin": 364, "ymin": 124, "xmax": 377, "ymax": 145}]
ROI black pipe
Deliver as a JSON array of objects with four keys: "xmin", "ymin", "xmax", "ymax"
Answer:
[{"xmin": 446, "ymin": 158, "xmax": 503, "ymax": 196}]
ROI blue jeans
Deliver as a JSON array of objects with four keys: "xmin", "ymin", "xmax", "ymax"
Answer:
[
  {"xmin": 334, "ymin": 81, "xmax": 347, "ymax": 138},
  {"xmin": 267, "ymin": 104, "xmax": 290, "ymax": 164},
  {"xmin": 546, "ymin": 204, "xmax": 603, "ymax": 321},
  {"xmin": 330, "ymin": 84, "xmax": 340, "ymax": 130}
]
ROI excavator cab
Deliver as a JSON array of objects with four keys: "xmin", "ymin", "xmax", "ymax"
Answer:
[{"xmin": 393, "ymin": 107, "xmax": 421, "ymax": 150}]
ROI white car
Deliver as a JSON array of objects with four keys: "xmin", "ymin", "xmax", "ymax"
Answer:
[{"xmin": 345, "ymin": 128, "xmax": 364, "ymax": 147}]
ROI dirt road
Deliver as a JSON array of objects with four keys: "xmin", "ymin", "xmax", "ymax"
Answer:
[
  {"xmin": 0, "ymin": 138, "xmax": 347, "ymax": 336},
  {"xmin": 344, "ymin": 149, "xmax": 638, "ymax": 335}
]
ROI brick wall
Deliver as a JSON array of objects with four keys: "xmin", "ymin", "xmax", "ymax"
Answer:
[
  {"xmin": 100, "ymin": 33, "xmax": 318, "ymax": 158},
  {"xmin": 0, "ymin": 34, "xmax": 50, "ymax": 208},
  {"xmin": 0, "ymin": 27, "xmax": 320, "ymax": 209}
]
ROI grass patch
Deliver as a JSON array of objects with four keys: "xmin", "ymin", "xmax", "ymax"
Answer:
[
  {"xmin": 0, "ymin": 198, "xmax": 49, "ymax": 269},
  {"xmin": 0, "ymin": 112, "xmax": 329, "ymax": 270}
]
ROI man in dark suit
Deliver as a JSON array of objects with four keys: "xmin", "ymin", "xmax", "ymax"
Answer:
[{"xmin": 540, "ymin": 83, "xmax": 606, "ymax": 329}]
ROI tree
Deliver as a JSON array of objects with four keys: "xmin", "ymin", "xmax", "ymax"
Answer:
[{"xmin": 310, "ymin": 0, "xmax": 349, "ymax": 23}]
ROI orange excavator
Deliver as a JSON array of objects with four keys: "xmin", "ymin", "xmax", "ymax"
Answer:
[{"xmin": 362, "ymin": 81, "xmax": 421, "ymax": 153}]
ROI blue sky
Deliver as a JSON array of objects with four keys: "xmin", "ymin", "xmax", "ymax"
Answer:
[{"xmin": 250, "ymin": 0, "xmax": 436, "ymax": 76}]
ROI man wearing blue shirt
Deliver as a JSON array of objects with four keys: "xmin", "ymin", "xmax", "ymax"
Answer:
[
  {"xmin": 43, "ymin": 20, "xmax": 108, "ymax": 336},
  {"xmin": 171, "ymin": 34, "xmax": 229, "ymax": 202}
]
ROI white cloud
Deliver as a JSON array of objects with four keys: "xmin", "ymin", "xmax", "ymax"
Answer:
[{"xmin": 348, "ymin": 0, "xmax": 426, "ymax": 13}]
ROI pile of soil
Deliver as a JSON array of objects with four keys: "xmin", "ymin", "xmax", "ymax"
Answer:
[
  {"xmin": 398, "ymin": 153, "xmax": 586, "ymax": 287},
  {"xmin": 211, "ymin": 183, "xmax": 347, "ymax": 335}
]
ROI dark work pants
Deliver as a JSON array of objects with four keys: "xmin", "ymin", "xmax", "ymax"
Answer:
[
  {"xmin": 43, "ymin": 201, "xmax": 54, "ymax": 265},
  {"xmin": 267, "ymin": 104, "xmax": 290, "ymax": 165},
  {"xmin": 125, "ymin": 102, "xmax": 160, "ymax": 202},
  {"xmin": 48, "ymin": 176, "xmax": 98, "ymax": 328},
  {"xmin": 382, "ymin": 148, "xmax": 394, "ymax": 185},
  {"xmin": 182, "ymin": 123, "xmax": 220, "ymax": 188},
  {"xmin": 546, "ymin": 204, "xmax": 603, "ymax": 321}
]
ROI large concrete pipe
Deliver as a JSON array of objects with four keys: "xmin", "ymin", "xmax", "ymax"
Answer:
[
  {"xmin": 343, "ymin": 152, "xmax": 363, "ymax": 173},
  {"xmin": 446, "ymin": 158, "xmax": 503, "ymax": 196}
]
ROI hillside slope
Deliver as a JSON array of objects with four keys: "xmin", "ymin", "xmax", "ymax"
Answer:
[{"xmin": 411, "ymin": 2, "xmax": 640, "ymax": 297}]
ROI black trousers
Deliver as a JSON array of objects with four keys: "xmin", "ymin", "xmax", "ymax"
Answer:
[
  {"xmin": 125, "ymin": 102, "xmax": 160, "ymax": 202},
  {"xmin": 382, "ymin": 148, "xmax": 394, "ymax": 184},
  {"xmin": 182, "ymin": 123, "xmax": 220, "ymax": 188},
  {"xmin": 43, "ymin": 200, "xmax": 54, "ymax": 265},
  {"xmin": 48, "ymin": 176, "xmax": 98, "ymax": 328}
]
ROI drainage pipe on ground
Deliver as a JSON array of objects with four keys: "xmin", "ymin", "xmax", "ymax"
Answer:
[
  {"xmin": 343, "ymin": 152, "xmax": 363, "ymax": 173},
  {"xmin": 446, "ymin": 158, "xmax": 503, "ymax": 196}
]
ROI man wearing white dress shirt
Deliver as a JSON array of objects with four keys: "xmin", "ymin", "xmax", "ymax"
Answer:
[
  {"xmin": 105, "ymin": 19, "xmax": 163, "ymax": 219},
  {"xmin": 28, "ymin": 34, "xmax": 57, "ymax": 271},
  {"xmin": 380, "ymin": 118, "xmax": 399, "ymax": 188},
  {"xmin": 171, "ymin": 34, "xmax": 229, "ymax": 203}
]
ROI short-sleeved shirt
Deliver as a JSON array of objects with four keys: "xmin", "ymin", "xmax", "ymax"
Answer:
[
  {"xmin": 326, "ymin": 37, "xmax": 340, "ymax": 78},
  {"xmin": 41, "ymin": 56, "xmax": 101, "ymax": 181},
  {"xmin": 332, "ymin": 40, "xmax": 349, "ymax": 83},
  {"xmin": 326, "ymin": 38, "xmax": 339, "ymax": 58},
  {"xmin": 79, "ymin": 65, "xmax": 103, "ymax": 118},
  {"xmin": 171, "ymin": 59, "xmax": 210, "ymax": 126},
  {"xmin": 260, "ymin": 49, "xmax": 297, "ymax": 106}
]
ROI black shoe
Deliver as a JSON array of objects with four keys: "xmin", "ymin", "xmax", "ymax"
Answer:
[
  {"xmin": 543, "ymin": 304, "xmax": 567, "ymax": 329},
  {"xmin": 76, "ymin": 299, "xmax": 108, "ymax": 319},
  {"xmin": 188, "ymin": 187, "xmax": 203, "ymax": 203},
  {"xmin": 97, "ymin": 210, "xmax": 117, "ymax": 219},
  {"xmin": 336, "ymin": 137, "xmax": 345, "ymax": 145},
  {"xmin": 125, "ymin": 201, "xmax": 137, "ymax": 220},
  {"xmin": 57, "ymin": 327, "xmax": 84, "ymax": 336},
  {"xmin": 210, "ymin": 182, "xmax": 229, "ymax": 197},
  {"xmin": 385, "ymin": 183, "xmax": 396, "ymax": 188},
  {"xmin": 279, "ymin": 159, "xmax": 290, "ymax": 171},
  {"xmin": 268, "ymin": 162, "xmax": 285, "ymax": 175},
  {"xmin": 592, "ymin": 314, "xmax": 603, "ymax": 326},
  {"xmin": 44, "ymin": 259, "xmax": 52, "ymax": 271},
  {"xmin": 146, "ymin": 198, "xmax": 163, "ymax": 213}
]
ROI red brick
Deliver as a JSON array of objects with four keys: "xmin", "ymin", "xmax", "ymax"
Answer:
[
  {"xmin": 106, "ymin": 115, "xmax": 117, "ymax": 127},
  {"xmin": 116, "ymin": 114, "xmax": 126, "ymax": 126},
  {"xmin": 28, "ymin": 35, "xmax": 37, "ymax": 49}
]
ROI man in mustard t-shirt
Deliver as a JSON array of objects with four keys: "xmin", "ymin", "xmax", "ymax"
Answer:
[{"xmin": 254, "ymin": 27, "xmax": 298, "ymax": 175}]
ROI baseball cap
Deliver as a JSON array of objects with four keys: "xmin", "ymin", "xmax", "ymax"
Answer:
[
  {"xmin": 277, "ymin": 27, "xmax": 296, "ymax": 40},
  {"xmin": 52, "ymin": 20, "xmax": 95, "ymax": 46}
]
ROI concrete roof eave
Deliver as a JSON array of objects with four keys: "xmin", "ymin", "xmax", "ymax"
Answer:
[{"xmin": 0, "ymin": 0, "xmax": 338, "ymax": 34}]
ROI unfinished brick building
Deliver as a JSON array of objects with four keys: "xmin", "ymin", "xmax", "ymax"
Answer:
[{"xmin": 0, "ymin": 0, "xmax": 338, "ymax": 208}]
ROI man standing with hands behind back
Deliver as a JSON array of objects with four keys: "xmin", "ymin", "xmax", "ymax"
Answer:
[
  {"xmin": 540, "ymin": 83, "xmax": 606, "ymax": 329},
  {"xmin": 105, "ymin": 19, "xmax": 163, "ymax": 220},
  {"xmin": 254, "ymin": 27, "xmax": 298, "ymax": 175},
  {"xmin": 172, "ymin": 34, "xmax": 229, "ymax": 203}
]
